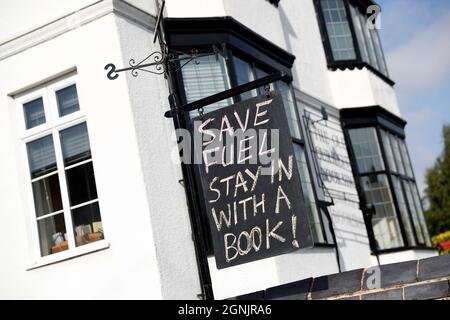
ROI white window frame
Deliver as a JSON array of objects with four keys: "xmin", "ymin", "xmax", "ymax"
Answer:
[{"xmin": 16, "ymin": 74, "xmax": 108, "ymax": 270}]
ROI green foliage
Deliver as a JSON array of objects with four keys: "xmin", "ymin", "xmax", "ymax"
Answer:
[{"xmin": 425, "ymin": 125, "xmax": 450, "ymax": 237}]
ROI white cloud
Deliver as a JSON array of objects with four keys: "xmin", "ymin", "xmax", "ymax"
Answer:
[{"xmin": 386, "ymin": 11, "xmax": 450, "ymax": 90}]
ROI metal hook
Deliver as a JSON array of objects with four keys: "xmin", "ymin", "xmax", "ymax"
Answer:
[
  {"xmin": 198, "ymin": 107, "xmax": 204, "ymax": 120},
  {"xmin": 264, "ymin": 84, "xmax": 271, "ymax": 98},
  {"xmin": 105, "ymin": 63, "xmax": 119, "ymax": 80},
  {"xmin": 191, "ymin": 49, "xmax": 200, "ymax": 65}
]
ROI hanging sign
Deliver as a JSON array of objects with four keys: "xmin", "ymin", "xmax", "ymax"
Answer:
[{"xmin": 193, "ymin": 91, "xmax": 313, "ymax": 269}]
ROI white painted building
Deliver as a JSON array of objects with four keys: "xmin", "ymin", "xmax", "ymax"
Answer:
[{"xmin": 0, "ymin": 0, "xmax": 437, "ymax": 299}]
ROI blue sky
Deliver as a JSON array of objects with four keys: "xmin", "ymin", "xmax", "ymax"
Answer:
[{"xmin": 377, "ymin": 0, "xmax": 450, "ymax": 195}]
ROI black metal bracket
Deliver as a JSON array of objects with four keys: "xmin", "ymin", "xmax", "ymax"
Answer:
[
  {"xmin": 164, "ymin": 71, "xmax": 288, "ymax": 118},
  {"xmin": 104, "ymin": 47, "xmax": 223, "ymax": 80}
]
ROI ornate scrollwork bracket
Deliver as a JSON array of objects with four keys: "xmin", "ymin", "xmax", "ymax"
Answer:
[{"xmin": 105, "ymin": 45, "xmax": 225, "ymax": 80}]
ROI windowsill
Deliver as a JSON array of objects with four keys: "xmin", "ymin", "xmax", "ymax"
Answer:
[
  {"xmin": 26, "ymin": 240, "xmax": 110, "ymax": 271},
  {"xmin": 372, "ymin": 246, "xmax": 437, "ymax": 256},
  {"xmin": 328, "ymin": 61, "xmax": 396, "ymax": 86}
]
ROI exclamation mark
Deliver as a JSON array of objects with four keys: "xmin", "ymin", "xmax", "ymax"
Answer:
[{"xmin": 292, "ymin": 215, "xmax": 299, "ymax": 248}]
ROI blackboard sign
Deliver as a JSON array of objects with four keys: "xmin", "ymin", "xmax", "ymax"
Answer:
[{"xmin": 193, "ymin": 91, "xmax": 313, "ymax": 269}]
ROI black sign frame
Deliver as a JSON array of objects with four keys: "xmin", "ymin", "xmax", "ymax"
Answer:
[{"xmin": 192, "ymin": 91, "xmax": 313, "ymax": 269}]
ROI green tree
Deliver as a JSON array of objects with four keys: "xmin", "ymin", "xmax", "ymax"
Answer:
[{"xmin": 425, "ymin": 125, "xmax": 450, "ymax": 236}]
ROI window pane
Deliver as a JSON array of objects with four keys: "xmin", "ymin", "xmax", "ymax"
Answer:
[
  {"xmin": 276, "ymin": 81, "xmax": 301, "ymax": 139},
  {"xmin": 66, "ymin": 162, "xmax": 98, "ymax": 207},
  {"xmin": 361, "ymin": 174, "xmax": 404, "ymax": 250},
  {"xmin": 371, "ymin": 28, "xmax": 389, "ymax": 76},
  {"xmin": 294, "ymin": 144, "xmax": 325, "ymax": 243},
  {"xmin": 321, "ymin": 0, "xmax": 356, "ymax": 61},
  {"xmin": 37, "ymin": 213, "xmax": 67, "ymax": 256},
  {"xmin": 403, "ymin": 181, "xmax": 425, "ymax": 244},
  {"xmin": 350, "ymin": 4, "xmax": 369, "ymax": 63},
  {"xmin": 381, "ymin": 130, "xmax": 397, "ymax": 173},
  {"xmin": 60, "ymin": 122, "xmax": 91, "ymax": 166},
  {"xmin": 391, "ymin": 135, "xmax": 405, "ymax": 176},
  {"xmin": 27, "ymin": 135, "xmax": 57, "ymax": 179},
  {"xmin": 233, "ymin": 56, "xmax": 257, "ymax": 100},
  {"xmin": 32, "ymin": 173, "xmax": 63, "ymax": 217},
  {"xmin": 23, "ymin": 98, "xmax": 46, "ymax": 129},
  {"xmin": 182, "ymin": 53, "xmax": 232, "ymax": 117},
  {"xmin": 411, "ymin": 184, "xmax": 432, "ymax": 246},
  {"xmin": 359, "ymin": 12, "xmax": 379, "ymax": 70},
  {"xmin": 56, "ymin": 84, "xmax": 80, "ymax": 117},
  {"xmin": 348, "ymin": 127, "xmax": 385, "ymax": 173},
  {"xmin": 399, "ymin": 140, "xmax": 414, "ymax": 178},
  {"xmin": 392, "ymin": 176, "xmax": 416, "ymax": 246},
  {"xmin": 319, "ymin": 207, "xmax": 334, "ymax": 244},
  {"xmin": 72, "ymin": 202, "xmax": 104, "ymax": 247},
  {"xmin": 255, "ymin": 68, "xmax": 274, "ymax": 95}
]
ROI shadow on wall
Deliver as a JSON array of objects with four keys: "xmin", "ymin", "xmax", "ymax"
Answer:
[{"xmin": 279, "ymin": 5, "xmax": 297, "ymax": 68}]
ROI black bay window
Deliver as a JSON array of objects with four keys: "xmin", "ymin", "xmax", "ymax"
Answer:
[
  {"xmin": 166, "ymin": 17, "xmax": 331, "ymax": 246},
  {"xmin": 341, "ymin": 107, "xmax": 432, "ymax": 252},
  {"xmin": 314, "ymin": 0, "xmax": 392, "ymax": 84}
]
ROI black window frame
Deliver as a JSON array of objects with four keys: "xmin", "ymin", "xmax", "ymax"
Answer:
[
  {"xmin": 165, "ymin": 17, "xmax": 334, "ymax": 253},
  {"xmin": 341, "ymin": 106, "xmax": 433, "ymax": 253},
  {"xmin": 266, "ymin": 0, "xmax": 281, "ymax": 7},
  {"xmin": 314, "ymin": 0, "xmax": 395, "ymax": 86}
]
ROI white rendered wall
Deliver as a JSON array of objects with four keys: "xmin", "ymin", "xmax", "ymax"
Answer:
[
  {"xmin": 0, "ymin": 0, "xmax": 155, "ymax": 45},
  {"xmin": 223, "ymin": 0, "xmax": 287, "ymax": 50},
  {"xmin": 165, "ymin": 0, "xmax": 226, "ymax": 17},
  {"xmin": 123, "ymin": 0, "xmax": 157, "ymax": 15},
  {"xmin": 0, "ymin": 6, "xmax": 168, "ymax": 299},
  {"xmin": 0, "ymin": 0, "xmax": 99, "ymax": 44},
  {"xmin": 367, "ymin": 71, "xmax": 401, "ymax": 115},
  {"xmin": 113, "ymin": 14, "xmax": 202, "ymax": 299},
  {"xmin": 328, "ymin": 69, "xmax": 401, "ymax": 115}
]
